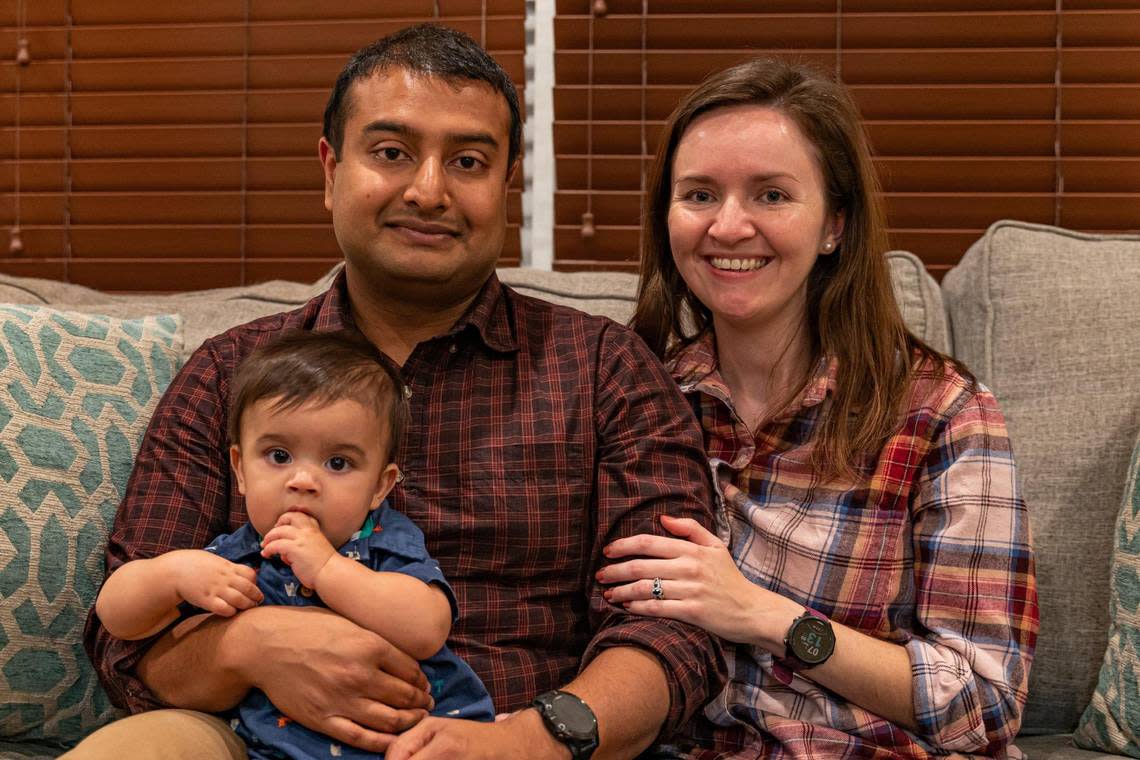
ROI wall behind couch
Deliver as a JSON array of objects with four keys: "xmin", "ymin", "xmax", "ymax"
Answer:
[
  {"xmin": 3, "ymin": 0, "xmax": 1139, "ymax": 291},
  {"xmin": 0, "ymin": 0, "xmax": 526, "ymax": 291}
]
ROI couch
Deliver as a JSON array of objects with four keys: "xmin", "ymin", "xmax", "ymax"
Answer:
[{"xmin": 0, "ymin": 220, "xmax": 1136, "ymax": 758}]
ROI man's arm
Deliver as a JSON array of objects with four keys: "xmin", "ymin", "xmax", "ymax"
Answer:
[
  {"xmin": 558, "ymin": 647, "xmax": 671, "ymax": 756},
  {"xmin": 83, "ymin": 338, "xmax": 246, "ymax": 710},
  {"xmin": 139, "ymin": 605, "xmax": 432, "ymax": 722},
  {"xmin": 388, "ymin": 647, "xmax": 668, "ymax": 760},
  {"xmin": 576, "ymin": 323, "xmax": 726, "ymax": 743},
  {"xmin": 388, "ymin": 322, "xmax": 725, "ymax": 760},
  {"xmin": 83, "ymin": 332, "xmax": 433, "ymax": 752}
]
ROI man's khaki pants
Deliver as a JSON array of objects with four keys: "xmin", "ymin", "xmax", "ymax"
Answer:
[{"xmin": 60, "ymin": 709, "xmax": 248, "ymax": 759}]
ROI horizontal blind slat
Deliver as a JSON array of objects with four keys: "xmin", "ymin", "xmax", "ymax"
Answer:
[{"xmin": 552, "ymin": 5, "xmax": 1140, "ymax": 270}]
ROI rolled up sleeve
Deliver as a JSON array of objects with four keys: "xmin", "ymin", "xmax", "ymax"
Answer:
[
  {"xmin": 580, "ymin": 324, "xmax": 727, "ymax": 736},
  {"xmin": 83, "ymin": 340, "xmax": 238, "ymax": 712},
  {"xmin": 908, "ymin": 387, "xmax": 1038, "ymax": 753}
]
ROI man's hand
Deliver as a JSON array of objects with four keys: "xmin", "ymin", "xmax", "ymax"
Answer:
[
  {"xmin": 260, "ymin": 511, "xmax": 337, "ymax": 588},
  {"xmin": 231, "ymin": 606, "xmax": 434, "ymax": 752},
  {"xmin": 386, "ymin": 710, "xmax": 568, "ymax": 760},
  {"xmin": 166, "ymin": 549, "xmax": 263, "ymax": 617}
]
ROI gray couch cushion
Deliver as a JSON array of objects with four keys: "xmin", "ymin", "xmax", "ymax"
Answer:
[
  {"xmin": 496, "ymin": 254, "xmax": 949, "ymax": 355},
  {"xmin": 942, "ymin": 220, "xmax": 1140, "ymax": 734},
  {"xmin": 1016, "ymin": 734, "xmax": 1112, "ymax": 760},
  {"xmin": 886, "ymin": 249, "xmax": 951, "ymax": 355},
  {"xmin": 0, "ymin": 273, "xmax": 330, "ymax": 363},
  {"xmin": 496, "ymin": 268, "xmax": 639, "ymax": 325}
]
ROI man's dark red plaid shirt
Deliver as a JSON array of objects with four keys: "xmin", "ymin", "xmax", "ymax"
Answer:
[{"xmin": 83, "ymin": 270, "xmax": 726, "ymax": 736}]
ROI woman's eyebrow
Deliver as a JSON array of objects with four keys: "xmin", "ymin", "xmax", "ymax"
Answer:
[{"xmin": 674, "ymin": 172, "xmax": 797, "ymax": 184}]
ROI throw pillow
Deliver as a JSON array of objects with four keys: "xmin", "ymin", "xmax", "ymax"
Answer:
[
  {"xmin": 0, "ymin": 306, "xmax": 182, "ymax": 745},
  {"xmin": 1074, "ymin": 426, "xmax": 1140, "ymax": 755}
]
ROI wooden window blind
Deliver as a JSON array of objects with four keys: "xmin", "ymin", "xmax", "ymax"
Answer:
[
  {"xmin": 1, "ymin": 0, "xmax": 525, "ymax": 291},
  {"xmin": 553, "ymin": 1, "xmax": 1140, "ymax": 277}
]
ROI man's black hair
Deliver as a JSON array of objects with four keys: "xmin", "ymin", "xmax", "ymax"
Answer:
[{"xmin": 322, "ymin": 23, "xmax": 522, "ymax": 171}]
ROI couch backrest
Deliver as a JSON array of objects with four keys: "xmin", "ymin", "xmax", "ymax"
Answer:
[
  {"xmin": 943, "ymin": 220, "xmax": 1140, "ymax": 733},
  {"xmin": 0, "ymin": 274, "xmax": 332, "ymax": 364},
  {"xmin": 497, "ymin": 250, "xmax": 951, "ymax": 355}
]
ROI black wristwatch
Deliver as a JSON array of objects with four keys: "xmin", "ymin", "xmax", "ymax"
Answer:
[
  {"xmin": 782, "ymin": 607, "xmax": 836, "ymax": 669},
  {"xmin": 531, "ymin": 690, "xmax": 599, "ymax": 759}
]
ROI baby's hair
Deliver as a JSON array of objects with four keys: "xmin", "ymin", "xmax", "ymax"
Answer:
[{"xmin": 228, "ymin": 329, "xmax": 408, "ymax": 462}]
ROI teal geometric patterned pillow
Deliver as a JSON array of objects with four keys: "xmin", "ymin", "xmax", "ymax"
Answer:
[
  {"xmin": 0, "ymin": 306, "xmax": 182, "ymax": 746},
  {"xmin": 1075, "ymin": 427, "xmax": 1140, "ymax": 756}
]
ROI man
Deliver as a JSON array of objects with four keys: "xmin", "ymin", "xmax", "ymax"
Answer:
[{"xmin": 74, "ymin": 24, "xmax": 723, "ymax": 760}]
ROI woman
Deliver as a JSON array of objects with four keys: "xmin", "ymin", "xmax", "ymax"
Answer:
[{"xmin": 601, "ymin": 59, "xmax": 1038, "ymax": 758}]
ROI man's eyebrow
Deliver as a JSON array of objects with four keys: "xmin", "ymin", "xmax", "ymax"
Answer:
[
  {"xmin": 362, "ymin": 120, "xmax": 500, "ymax": 150},
  {"xmin": 363, "ymin": 120, "xmax": 414, "ymax": 137},
  {"xmin": 450, "ymin": 132, "xmax": 500, "ymax": 149}
]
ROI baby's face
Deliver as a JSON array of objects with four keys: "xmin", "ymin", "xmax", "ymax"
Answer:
[{"xmin": 231, "ymin": 396, "xmax": 398, "ymax": 548}]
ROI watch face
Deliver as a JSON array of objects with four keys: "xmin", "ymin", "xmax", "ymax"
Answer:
[
  {"xmin": 549, "ymin": 693, "xmax": 598, "ymax": 740},
  {"xmin": 789, "ymin": 615, "xmax": 835, "ymax": 665}
]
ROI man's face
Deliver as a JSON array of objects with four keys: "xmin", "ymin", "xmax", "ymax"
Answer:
[{"xmin": 320, "ymin": 68, "xmax": 515, "ymax": 305}]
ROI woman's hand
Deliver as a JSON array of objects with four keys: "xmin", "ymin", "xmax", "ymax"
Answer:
[{"xmin": 600, "ymin": 514, "xmax": 797, "ymax": 648}]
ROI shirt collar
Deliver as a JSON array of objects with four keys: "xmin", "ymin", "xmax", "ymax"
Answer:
[
  {"xmin": 801, "ymin": 354, "xmax": 837, "ymax": 408},
  {"xmin": 314, "ymin": 267, "xmax": 354, "ymax": 331},
  {"xmin": 327, "ymin": 268, "xmax": 517, "ymax": 354},
  {"xmin": 446, "ymin": 272, "xmax": 518, "ymax": 354},
  {"xmin": 670, "ymin": 333, "xmax": 725, "ymax": 404},
  {"xmin": 670, "ymin": 332, "xmax": 837, "ymax": 412}
]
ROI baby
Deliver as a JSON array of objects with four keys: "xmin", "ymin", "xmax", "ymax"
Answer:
[{"xmin": 95, "ymin": 329, "xmax": 493, "ymax": 759}]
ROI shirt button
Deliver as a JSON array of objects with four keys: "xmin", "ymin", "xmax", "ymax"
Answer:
[
  {"xmin": 403, "ymin": 385, "xmax": 413, "ymax": 399},
  {"xmin": 449, "ymin": 344, "xmax": 458, "ymax": 354}
]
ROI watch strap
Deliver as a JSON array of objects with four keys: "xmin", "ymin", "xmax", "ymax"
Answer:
[
  {"xmin": 773, "ymin": 606, "xmax": 833, "ymax": 685},
  {"xmin": 532, "ymin": 690, "xmax": 599, "ymax": 760}
]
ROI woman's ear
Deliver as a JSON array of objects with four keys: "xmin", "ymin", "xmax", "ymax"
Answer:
[
  {"xmin": 820, "ymin": 209, "xmax": 848, "ymax": 257},
  {"xmin": 828, "ymin": 209, "xmax": 846, "ymax": 252},
  {"xmin": 229, "ymin": 444, "xmax": 247, "ymax": 496}
]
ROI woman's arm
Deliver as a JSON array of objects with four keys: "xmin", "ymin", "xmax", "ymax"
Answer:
[
  {"xmin": 602, "ymin": 386, "xmax": 1037, "ymax": 753},
  {"xmin": 95, "ymin": 550, "xmax": 262, "ymax": 641},
  {"xmin": 899, "ymin": 388, "xmax": 1037, "ymax": 751},
  {"xmin": 600, "ymin": 516, "xmax": 919, "ymax": 730}
]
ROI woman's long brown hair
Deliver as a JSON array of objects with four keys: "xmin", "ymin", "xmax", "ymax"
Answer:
[{"xmin": 631, "ymin": 58, "xmax": 968, "ymax": 479}]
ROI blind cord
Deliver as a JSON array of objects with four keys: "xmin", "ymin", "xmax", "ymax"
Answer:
[
  {"xmin": 581, "ymin": 3, "xmax": 597, "ymax": 239},
  {"xmin": 10, "ymin": 0, "xmax": 28, "ymax": 254},
  {"xmin": 638, "ymin": 0, "xmax": 647, "ymax": 257},
  {"xmin": 240, "ymin": 0, "xmax": 250, "ymax": 285},
  {"xmin": 63, "ymin": 0, "xmax": 74, "ymax": 277}
]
